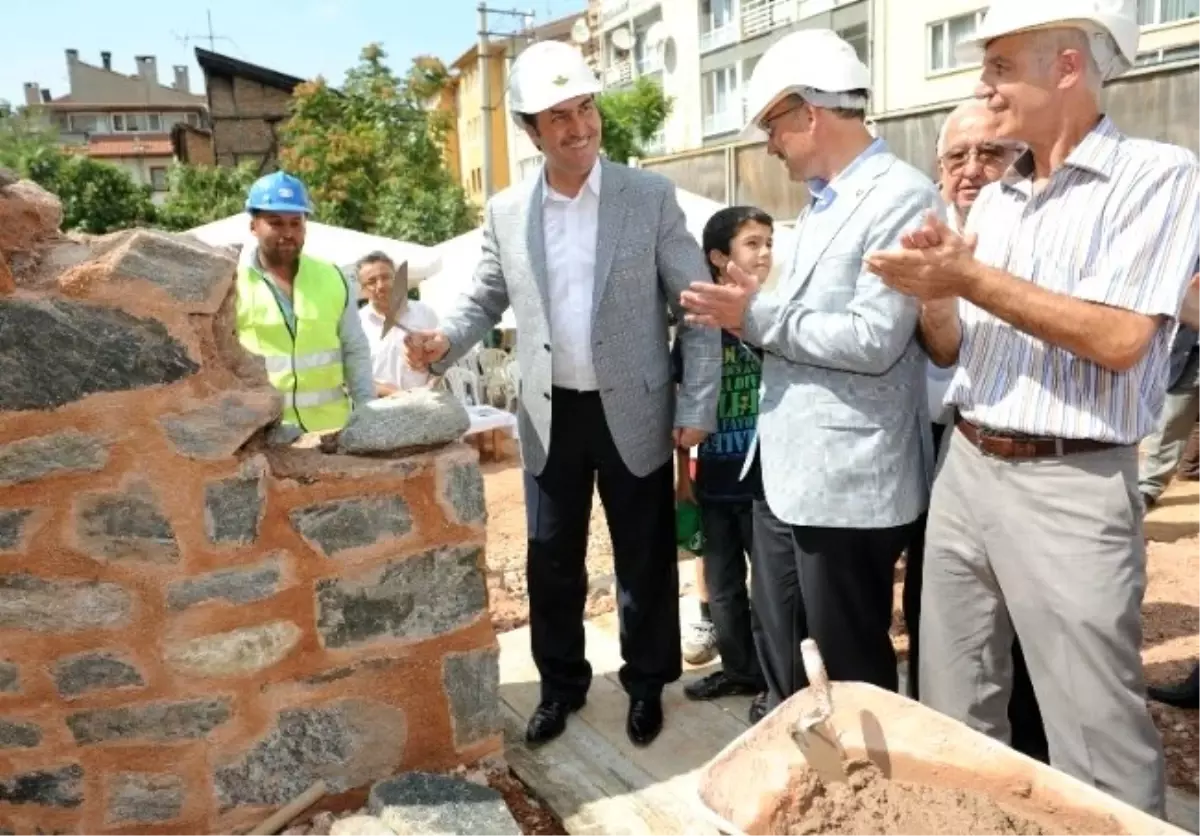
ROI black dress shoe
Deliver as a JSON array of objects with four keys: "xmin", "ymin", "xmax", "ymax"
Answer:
[
  {"xmin": 684, "ymin": 670, "xmax": 766, "ymax": 701},
  {"xmin": 525, "ymin": 698, "xmax": 584, "ymax": 745},
  {"xmin": 1148, "ymin": 664, "xmax": 1199, "ymax": 710},
  {"xmin": 627, "ymin": 697, "xmax": 663, "ymax": 747},
  {"xmin": 748, "ymin": 692, "xmax": 768, "ymax": 724}
]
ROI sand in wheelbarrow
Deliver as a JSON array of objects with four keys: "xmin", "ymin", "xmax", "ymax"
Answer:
[{"xmin": 760, "ymin": 759, "xmax": 1062, "ymax": 836}]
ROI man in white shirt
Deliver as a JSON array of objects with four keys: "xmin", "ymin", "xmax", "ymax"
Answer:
[
  {"xmin": 404, "ymin": 42, "xmax": 718, "ymax": 749},
  {"xmin": 356, "ymin": 251, "xmax": 440, "ymax": 395}
]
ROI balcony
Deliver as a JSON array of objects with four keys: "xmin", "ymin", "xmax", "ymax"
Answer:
[
  {"xmin": 636, "ymin": 51, "xmax": 665, "ymax": 75},
  {"xmin": 738, "ymin": 0, "xmax": 846, "ymax": 40},
  {"xmin": 703, "ymin": 109, "xmax": 743, "ymax": 137},
  {"xmin": 604, "ymin": 59, "xmax": 634, "ymax": 87},
  {"xmin": 699, "ymin": 22, "xmax": 738, "ymax": 53}
]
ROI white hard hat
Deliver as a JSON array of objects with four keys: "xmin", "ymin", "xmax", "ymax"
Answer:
[
  {"xmin": 956, "ymin": 0, "xmax": 1139, "ymax": 82},
  {"xmin": 508, "ymin": 41, "xmax": 602, "ymax": 119},
  {"xmin": 741, "ymin": 29, "xmax": 871, "ymax": 143}
]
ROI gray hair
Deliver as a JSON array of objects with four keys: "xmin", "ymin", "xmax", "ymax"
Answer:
[
  {"xmin": 1029, "ymin": 27, "xmax": 1104, "ymax": 97},
  {"xmin": 356, "ymin": 250, "xmax": 394, "ymax": 270},
  {"xmin": 936, "ymin": 99, "xmax": 994, "ymax": 157}
]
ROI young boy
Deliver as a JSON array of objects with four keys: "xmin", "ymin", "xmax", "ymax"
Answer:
[{"xmin": 675, "ymin": 206, "xmax": 773, "ymax": 714}]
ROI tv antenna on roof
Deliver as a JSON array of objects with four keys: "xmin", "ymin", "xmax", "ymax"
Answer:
[{"xmin": 172, "ymin": 9, "xmax": 234, "ymax": 53}]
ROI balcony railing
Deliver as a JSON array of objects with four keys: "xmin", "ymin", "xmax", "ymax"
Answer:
[
  {"xmin": 741, "ymin": 0, "xmax": 800, "ymax": 40},
  {"xmin": 636, "ymin": 52, "xmax": 664, "ymax": 75},
  {"xmin": 703, "ymin": 109, "xmax": 742, "ymax": 137},
  {"xmin": 604, "ymin": 59, "xmax": 634, "ymax": 87},
  {"xmin": 699, "ymin": 22, "xmax": 738, "ymax": 53}
]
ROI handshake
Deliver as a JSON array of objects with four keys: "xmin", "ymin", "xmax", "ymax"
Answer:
[{"xmin": 403, "ymin": 330, "xmax": 451, "ymax": 371}]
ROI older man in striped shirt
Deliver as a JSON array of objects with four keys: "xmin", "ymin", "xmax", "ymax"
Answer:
[{"xmin": 866, "ymin": 1, "xmax": 1199, "ymax": 817}]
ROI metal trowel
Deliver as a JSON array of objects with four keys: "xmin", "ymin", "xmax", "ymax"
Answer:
[
  {"xmin": 789, "ymin": 639, "xmax": 850, "ymax": 785},
  {"xmin": 380, "ymin": 260, "xmax": 410, "ymax": 338}
]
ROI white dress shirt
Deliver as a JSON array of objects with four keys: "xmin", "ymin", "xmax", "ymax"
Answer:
[
  {"xmin": 358, "ymin": 300, "xmax": 440, "ymax": 391},
  {"xmin": 925, "ymin": 206, "xmax": 962, "ymax": 425},
  {"xmin": 543, "ymin": 162, "xmax": 601, "ymax": 391}
]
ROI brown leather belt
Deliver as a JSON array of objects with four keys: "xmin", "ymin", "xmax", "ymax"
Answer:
[{"xmin": 955, "ymin": 416, "xmax": 1122, "ymax": 460}]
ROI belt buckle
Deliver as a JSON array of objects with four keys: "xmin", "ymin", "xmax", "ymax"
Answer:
[{"xmin": 975, "ymin": 426, "xmax": 1014, "ymax": 458}]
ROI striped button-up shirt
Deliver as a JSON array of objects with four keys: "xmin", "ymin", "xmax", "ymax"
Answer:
[{"xmin": 945, "ymin": 116, "xmax": 1200, "ymax": 444}]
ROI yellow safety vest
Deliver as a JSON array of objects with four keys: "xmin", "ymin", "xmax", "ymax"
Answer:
[{"xmin": 235, "ymin": 254, "xmax": 352, "ymax": 432}]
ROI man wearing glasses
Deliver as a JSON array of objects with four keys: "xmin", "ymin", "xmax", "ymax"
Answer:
[
  {"xmin": 680, "ymin": 29, "xmax": 940, "ymax": 712},
  {"xmin": 903, "ymin": 99, "xmax": 1048, "ymax": 762}
]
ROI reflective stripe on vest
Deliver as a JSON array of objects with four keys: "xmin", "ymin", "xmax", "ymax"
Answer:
[{"xmin": 234, "ymin": 254, "xmax": 352, "ymax": 432}]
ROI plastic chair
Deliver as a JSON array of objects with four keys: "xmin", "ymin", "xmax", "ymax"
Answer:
[{"xmin": 442, "ymin": 365, "xmax": 481, "ymax": 406}]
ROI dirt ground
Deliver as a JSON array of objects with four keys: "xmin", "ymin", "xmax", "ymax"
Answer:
[{"xmin": 480, "ymin": 460, "xmax": 1200, "ymax": 796}]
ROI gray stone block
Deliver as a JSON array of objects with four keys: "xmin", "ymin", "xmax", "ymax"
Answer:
[
  {"xmin": 76, "ymin": 481, "xmax": 179, "ymax": 564},
  {"xmin": 164, "ymin": 621, "xmax": 301, "ymax": 678},
  {"xmin": 0, "ymin": 297, "xmax": 198, "ymax": 412},
  {"xmin": 106, "ymin": 773, "xmax": 184, "ymax": 824},
  {"xmin": 0, "ymin": 663, "xmax": 17, "ymax": 693},
  {"xmin": 159, "ymin": 391, "xmax": 280, "ymax": 460},
  {"xmin": 0, "ymin": 719, "xmax": 40, "ymax": 749},
  {"xmin": 0, "ymin": 574, "xmax": 132, "ymax": 632},
  {"xmin": 441, "ymin": 462, "xmax": 485, "ymax": 526},
  {"xmin": 0, "ymin": 431, "xmax": 108, "ymax": 487},
  {"xmin": 108, "ymin": 230, "xmax": 234, "ymax": 311},
  {"xmin": 165, "ymin": 556, "xmax": 282, "ymax": 611},
  {"xmin": 0, "ymin": 510, "xmax": 32, "ymax": 552},
  {"xmin": 66, "ymin": 698, "xmax": 231, "ymax": 745},
  {"xmin": 338, "ymin": 390, "xmax": 470, "ymax": 454},
  {"xmin": 442, "ymin": 648, "xmax": 500, "ymax": 748},
  {"xmin": 204, "ymin": 456, "xmax": 266, "ymax": 545},
  {"xmin": 213, "ymin": 700, "xmax": 406, "ymax": 808},
  {"xmin": 290, "ymin": 496, "xmax": 413, "ymax": 559},
  {"xmin": 0, "ymin": 764, "xmax": 84, "ymax": 808},
  {"xmin": 368, "ymin": 773, "xmax": 519, "ymax": 836},
  {"xmin": 53, "ymin": 651, "xmax": 145, "ymax": 697},
  {"xmin": 315, "ymin": 545, "xmax": 486, "ymax": 649}
]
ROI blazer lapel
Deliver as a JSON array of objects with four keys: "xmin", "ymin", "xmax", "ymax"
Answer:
[
  {"xmin": 524, "ymin": 175, "xmax": 552, "ymax": 316},
  {"xmin": 783, "ymin": 153, "xmax": 895, "ymax": 300},
  {"xmin": 592, "ymin": 160, "xmax": 629, "ymax": 319}
]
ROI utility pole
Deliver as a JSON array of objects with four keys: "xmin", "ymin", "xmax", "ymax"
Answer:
[{"xmin": 477, "ymin": 3, "xmax": 535, "ymax": 200}]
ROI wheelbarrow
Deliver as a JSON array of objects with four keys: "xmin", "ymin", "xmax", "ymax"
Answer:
[{"xmin": 694, "ymin": 663, "xmax": 1184, "ymax": 836}]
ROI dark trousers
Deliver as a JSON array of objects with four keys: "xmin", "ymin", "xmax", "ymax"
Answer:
[
  {"xmin": 750, "ymin": 497, "xmax": 911, "ymax": 708},
  {"xmin": 903, "ymin": 422, "xmax": 1050, "ymax": 763},
  {"xmin": 1181, "ymin": 421, "xmax": 1200, "ymax": 479},
  {"xmin": 700, "ymin": 501, "xmax": 764, "ymax": 686},
  {"xmin": 525, "ymin": 388, "xmax": 681, "ymax": 703}
]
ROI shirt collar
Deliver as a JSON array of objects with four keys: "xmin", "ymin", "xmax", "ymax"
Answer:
[
  {"xmin": 806, "ymin": 137, "xmax": 887, "ymax": 211},
  {"xmin": 1002, "ymin": 115, "xmax": 1122, "ymax": 196},
  {"xmin": 544, "ymin": 160, "xmax": 602, "ymax": 203}
]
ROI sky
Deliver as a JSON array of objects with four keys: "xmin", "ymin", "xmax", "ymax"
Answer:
[{"xmin": 1, "ymin": 0, "xmax": 588, "ymax": 106}]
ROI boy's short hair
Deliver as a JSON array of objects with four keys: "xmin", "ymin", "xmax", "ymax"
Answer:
[{"xmin": 701, "ymin": 206, "xmax": 775, "ymax": 280}]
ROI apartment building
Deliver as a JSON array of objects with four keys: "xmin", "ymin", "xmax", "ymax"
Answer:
[
  {"xmin": 876, "ymin": 0, "xmax": 1198, "ymax": 114},
  {"xmin": 595, "ymin": 0, "xmax": 871, "ymax": 151},
  {"xmin": 23, "ymin": 50, "xmax": 207, "ymax": 203}
]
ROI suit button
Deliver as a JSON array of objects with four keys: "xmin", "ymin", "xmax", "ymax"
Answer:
[
  {"xmin": 543, "ymin": 392, "xmax": 551, "ymax": 401},
  {"xmin": 544, "ymin": 343, "xmax": 551, "ymax": 352}
]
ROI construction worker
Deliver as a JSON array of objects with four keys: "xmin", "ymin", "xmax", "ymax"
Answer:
[
  {"xmin": 235, "ymin": 172, "xmax": 375, "ymax": 433},
  {"xmin": 680, "ymin": 29, "xmax": 940, "ymax": 721},
  {"xmin": 866, "ymin": 0, "xmax": 1199, "ymax": 815},
  {"xmin": 405, "ymin": 41, "xmax": 719, "ymax": 748}
]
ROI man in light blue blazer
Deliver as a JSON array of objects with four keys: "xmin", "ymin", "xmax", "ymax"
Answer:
[{"xmin": 682, "ymin": 29, "xmax": 940, "ymax": 719}]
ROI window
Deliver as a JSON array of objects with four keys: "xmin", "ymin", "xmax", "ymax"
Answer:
[
  {"xmin": 699, "ymin": 0, "xmax": 737, "ymax": 52},
  {"xmin": 839, "ymin": 23, "xmax": 870, "ymax": 68},
  {"xmin": 150, "ymin": 166, "xmax": 169, "ymax": 192},
  {"xmin": 702, "ymin": 65, "xmax": 740, "ymax": 136},
  {"xmin": 1136, "ymin": 42, "xmax": 1200, "ymax": 64},
  {"xmin": 1138, "ymin": 0, "xmax": 1200, "ymax": 25},
  {"xmin": 112, "ymin": 112, "xmax": 159, "ymax": 132},
  {"xmin": 518, "ymin": 154, "xmax": 544, "ymax": 182},
  {"xmin": 928, "ymin": 10, "xmax": 985, "ymax": 73},
  {"xmin": 68, "ymin": 112, "xmax": 109, "ymax": 134}
]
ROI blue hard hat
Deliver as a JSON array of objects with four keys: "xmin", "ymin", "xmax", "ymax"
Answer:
[{"xmin": 245, "ymin": 171, "xmax": 312, "ymax": 214}]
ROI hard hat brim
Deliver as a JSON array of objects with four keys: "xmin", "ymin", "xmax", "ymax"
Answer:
[{"xmin": 513, "ymin": 78, "xmax": 603, "ymax": 119}]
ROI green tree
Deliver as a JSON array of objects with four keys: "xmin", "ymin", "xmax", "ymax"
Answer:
[
  {"xmin": 597, "ymin": 77, "xmax": 672, "ymax": 164},
  {"xmin": 0, "ymin": 105, "xmax": 155, "ymax": 234},
  {"xmin": 280, "ymin": 44, "xmax": 476, "ymax": 245},
  {"xmin": 156, "ymin": 161, "xmax": 261, "ymax": 231}
]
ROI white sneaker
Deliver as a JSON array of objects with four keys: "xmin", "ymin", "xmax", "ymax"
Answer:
[{"xmin": 682, "ymin": 619, "xmax": 718, "ymax": 665}]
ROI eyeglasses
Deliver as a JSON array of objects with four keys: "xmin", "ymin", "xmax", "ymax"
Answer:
[
  {"xmin": 940, "ymin": 142, "xmax": 1019, "ymax": 175},
  {"xmin": 758, "ymin": 103, "xmax": 806, "ymax": 138}
]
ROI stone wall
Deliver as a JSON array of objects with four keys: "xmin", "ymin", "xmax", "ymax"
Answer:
[{"xmin": 0, "ymin": 174, "xmax": 500, "ymax": 834}]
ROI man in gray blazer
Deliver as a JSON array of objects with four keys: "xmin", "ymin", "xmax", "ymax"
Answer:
[
  {"xmin": 682, "ymin": 29, "xmax": 939, "ymax": 716},
  {"xmin": 405, "ymin": 42, "xmax": 720, "ymax": 747}
]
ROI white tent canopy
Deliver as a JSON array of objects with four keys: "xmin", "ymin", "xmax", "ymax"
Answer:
[
  {"xmin": 420, "ymin": 187, "xmax": 796, "ymax": 327},
  {"xmin": 186, "ymin": 214, "xmax": 442, "ymax": 282}
]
